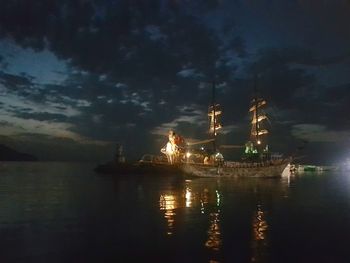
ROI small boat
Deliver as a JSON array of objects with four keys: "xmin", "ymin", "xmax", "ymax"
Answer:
[
  {"xmin": 94, "ymin": 153, "xmax": 183, "ymax": 176},
  {"xmin": 292, "ymin": 164, "xmax": 336, "ymax": 173}
]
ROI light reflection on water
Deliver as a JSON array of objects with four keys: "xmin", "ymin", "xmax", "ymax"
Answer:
[
  {"xmin": 205, "ymin": 212, "xmax": 221, "ymax": 251},
  {"xmin": 253, "ymin": 205, "xmax": 268, "ymax": 241},
  {"xmin": 159, "ymin": 194, "xmax": 177, "ymax": 235},
  {"xmin": 185, "ymin": 187, "xmax": 192, "ymax": 208},
  {"xmin": 158, "ymin": 178, "xmax": 224, "ymax": 262},
  {"xmin": 251, "ymin": 205, "xmax": 269, "ymax": 263},
  {"xmin": 1, "ymin": 163, "xmax": 350, "ymax": 262},
  {"xmin": 155, "ymin": 171, "xmax": 295, "ymax": 262}
]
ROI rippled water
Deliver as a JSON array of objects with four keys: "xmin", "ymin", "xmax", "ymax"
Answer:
[{"xmin": 0, "ymin": 162, "xmax": 350, "ymax": 263}]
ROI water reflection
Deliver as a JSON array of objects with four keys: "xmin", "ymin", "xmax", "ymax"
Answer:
[
  {"xmin": 251, "ymin": 204, "xmax": 269, "ymax": 262},
  {"xmin": 159, "ymin": 181, "xmax": 197, "ymax": 235},
  {"xmin": 253, "ymin": 205, "xmax": 268, "ymax": 241},
  {"xmin": 159, "ymin": 193, "xmax": 178, "ymax": 235},
  {"xmin": 185, "ymin": 187, "xmax": 192, "ymax": 208},
  {"xmin": 157, "ymin": 176, "xmax": 295, "ymax": 262},
  {"xmin": 200, "ymin": 188, "xmax": 209, "ymax": 214},
  {"xmin": 1, "ymin": 163, "xmax": 349, "ymax": 262},
  {"xmin": 205, "ymin": 212, "xmax": 221, "ymax": 251}
]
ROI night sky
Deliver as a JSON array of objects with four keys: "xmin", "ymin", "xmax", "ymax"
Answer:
[{"xmin": 0, "ymin": 0, "xmax": 349, "ymax": 163}]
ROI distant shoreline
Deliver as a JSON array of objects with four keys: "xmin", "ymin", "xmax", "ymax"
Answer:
[{"xmin": 0, "ymin": 144, "xmax": 37, "ymax": 162}]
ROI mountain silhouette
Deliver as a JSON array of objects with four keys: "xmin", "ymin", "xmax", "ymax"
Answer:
[{"xmin": 0, "ymin": 144, "xmax": 37, "ymax": 161}]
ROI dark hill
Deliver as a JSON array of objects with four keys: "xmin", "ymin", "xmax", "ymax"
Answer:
[{"xmin": 0, "ymin": 144, "xmax": 37, "ymax": 161}]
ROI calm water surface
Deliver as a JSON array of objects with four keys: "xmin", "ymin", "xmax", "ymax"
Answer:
[{"xmin": 0, "ymin": 162, "xmax": 350, "ymax": 263}]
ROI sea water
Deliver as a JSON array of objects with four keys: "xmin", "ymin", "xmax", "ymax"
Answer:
[{"xmin": 0, "ymin": 162, "xmax": 350, "ymax": 262}]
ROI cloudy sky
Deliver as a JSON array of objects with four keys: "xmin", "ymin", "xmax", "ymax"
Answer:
[{"xmin": 0, "ymin": 0, "xmax": 349, "ymax": 163}]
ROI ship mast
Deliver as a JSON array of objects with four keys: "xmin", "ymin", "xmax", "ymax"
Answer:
[
  {"xmin": 254, "ymin": 75, "xmax": 259, "ymax": 145},
  {"xmin": 250, "ymin": 75, "xmax": 268, "ymax": 148},
  {"xmin": 208, "ymin": 81, "xmax": 222, "ymax": 152},
  {"xmin": 212, "ymin": 81, "xmax": 216, "ymax": 152}
]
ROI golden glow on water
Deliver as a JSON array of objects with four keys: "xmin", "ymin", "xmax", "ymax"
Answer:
[
  {"xmin": 251, "ymin": 205, "xmax": 269, "ymax": 262},
  {"xmin": 155, "ymin": 175, "xmax": 296, "ymax": 262},
  {"xmin": 158, "ymin": 182, "xmax": 224, "ymax": 250},
  {"xmin": 253, "ymin": 206, "xmax": 268, "ymax": 240},
  {"xmin": 159, "ymin": 194, "xmax": 177, "ymax": 235},
  {"xmin": 159, "ymin": 184, "xmax": 196, "ymax": 236},
  {"xmin": 160, "ymin": 194, "xmax": 176, "ymax": 210},
  {"xmin": 205, "ymin": 212, "xmax": 221, "ymax": 251}
]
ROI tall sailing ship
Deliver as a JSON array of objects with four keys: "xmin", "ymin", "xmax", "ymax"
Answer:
[
  {"xmin": 182, "ymin": 81, "xmax": 290, "ymax": 178},
  {"xmin": 95, "ymin": 80, "xmax": 290, "ymax": 177}
]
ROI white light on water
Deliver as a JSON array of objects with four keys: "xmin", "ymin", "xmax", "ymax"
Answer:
[
  {"xmin": 216, "ymin": 190, "xmax": 221, "ymax": 207},
  {"xmin": 185, "ymin": 188, "xmax": 192, "ymax": 208}
]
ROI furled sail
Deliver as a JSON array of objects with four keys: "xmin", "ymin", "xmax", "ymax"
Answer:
[
  {"xmin": 251, "ymin": 129, "xmax": 269, "ymax": 136},
  {"xmin": 249, "ymin": 100, "xmax": 266, "ymax": 112},
  {"xmin": 250, "ymin": 95, "xmax": 269, "ymax": 146},
  {"xmin": 251, "ymin": 114, "xmax": 267, "ymax": 124},
  {"xmin": 208, "ymin": 104, "xmax": 222, "ymax": 135}
]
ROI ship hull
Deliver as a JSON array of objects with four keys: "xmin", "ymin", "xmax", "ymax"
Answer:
[
  {"xmin": 95, "ymin": 158, "xmax": 291, "ymax": 178},
  {"xmin": 182, "ymin": 159, "xmax": 290, "ymax": 178}
]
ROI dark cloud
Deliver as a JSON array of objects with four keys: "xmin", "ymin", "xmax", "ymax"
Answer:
[
  {"xmin": 15, "ymin": 112, "xmax": 69, "ymax": 122},
  {"xmin": 0, "ymin": 55, "xmax": 8, "ymax": 69},
  {"xmin": 0, "ymin": 71, "xmax": 34, "ymax": 90},
  {"xmin": 0, "ymin": 0, "xmax": 349, "ymax": 162}
]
